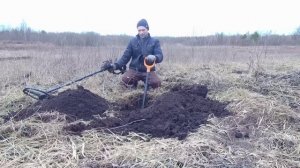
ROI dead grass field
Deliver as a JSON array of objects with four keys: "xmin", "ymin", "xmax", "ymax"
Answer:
[{"xmin": 0, "ymin": 41, "xmax": 300, "ymax": 167}]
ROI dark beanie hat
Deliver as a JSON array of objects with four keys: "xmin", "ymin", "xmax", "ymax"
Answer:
[{"xmin": 137, "ymin": 19, "xmax": 149, "ymax": 30}]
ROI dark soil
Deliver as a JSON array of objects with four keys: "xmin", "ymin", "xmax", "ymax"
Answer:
[
  {"xmin": 5, "ymin": 84, "xmax": 231, "ymax": 140},
  {"xmin": 4, "ymin": 86, "xmax": 109, "ymax": 122},
  {"xmin": 65, "ymin": 84, "xmax": 230, "ymax": 140}
]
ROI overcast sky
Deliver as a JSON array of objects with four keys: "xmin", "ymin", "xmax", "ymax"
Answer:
[{"xmin": 1, "ymin": 0, "xmax": 299, "ymax": 36}]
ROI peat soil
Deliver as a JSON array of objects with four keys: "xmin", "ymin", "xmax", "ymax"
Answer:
[
  {"xmin": 5, "ymin": 84, "xmax": 231, "ymax": 140},
  {"xmin": 4, "ymin": 86, "xmax": 109, "ymax": 122}
]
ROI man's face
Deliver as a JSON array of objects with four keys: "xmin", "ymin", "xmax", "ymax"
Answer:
[{"xmin": 137, "ymin": 26, "xmax": 149, "ymax": 38}]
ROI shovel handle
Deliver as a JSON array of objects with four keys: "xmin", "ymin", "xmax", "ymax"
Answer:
[{"xmin": 144, "ymin": 59, "xmax": 155, "ymax": 72}]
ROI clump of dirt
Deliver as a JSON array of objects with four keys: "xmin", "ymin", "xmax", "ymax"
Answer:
[
  {"xmin": 119, "ymin": 90, "xmax": 228, "ymax": 139},
  {"xmin": 5, "ymin": 86, "xmax": 109, "ymax": 122},
  {"xmin": 65, "ymin": 84, "xmax": 231, "ymax": 140}
]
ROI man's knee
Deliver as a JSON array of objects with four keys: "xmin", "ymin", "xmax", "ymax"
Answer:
[
  {"xmin": 148, "ymin": 74, "xmax": 161, "ymax": 89},
  {"xmin": 121, "ymin": 70, "xmax": 140, "ymax": 88},
  {"xmin": 122, "ymin": 76, "xmax": 138, "ymax": 87},
  {"xmin": 149, "ymin": 80, "xmax": 161, "ymax": 89}
]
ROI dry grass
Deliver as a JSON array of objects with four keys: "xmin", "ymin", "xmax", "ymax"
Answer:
[{"xmin": 1, "ymin": 42, "xmax": 300, "ymax": 167}]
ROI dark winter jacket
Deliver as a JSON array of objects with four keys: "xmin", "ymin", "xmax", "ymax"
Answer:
[{"xmin": 116, "ymin": 34, "xmax": 163, "ymax": 72}]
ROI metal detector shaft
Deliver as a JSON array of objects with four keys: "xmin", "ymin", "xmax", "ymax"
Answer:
[
  {"xmin": 47, "ymin": 65, "xmax": 125, "ymax": 94},
  {"xmin": 23, "ymin": 68, "xmax": 107, "ymax": 100},
  {"xmin": 46, "ymin": 68, "xmax": 107, "ymax": 93},
  {"xmin": 23, "ymin": 60, "xmax": 126, "ymax": 100}
]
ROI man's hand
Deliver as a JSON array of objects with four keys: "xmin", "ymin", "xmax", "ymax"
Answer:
[
  {"xmin": 101, "ymin": 60, "xmax": 126, "ymax": 74},
  {"xmin": 101, "ymin": 60, "xmax": 117, "ymax": 73},
  {"xmin": 145, "ymin": 55, "xmax": 156, "ymax": 65},
  {"xmin": 107, "ymin": 63, "xmax": 117, "ymax": 73}
]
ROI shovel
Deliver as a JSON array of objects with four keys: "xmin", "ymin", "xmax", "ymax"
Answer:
[{"xmin": 141, "ymin": 58, "xmax": 155, "ymax": 108}]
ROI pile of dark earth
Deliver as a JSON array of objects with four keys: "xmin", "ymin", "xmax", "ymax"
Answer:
[{"xmin": 4, "ymin": 84, "xmax": 231, "ymax": 140}]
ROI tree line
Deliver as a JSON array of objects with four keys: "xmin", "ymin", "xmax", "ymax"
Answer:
[{"xmin": 0, "ymin": 23, "xmax": 299, "ymax": 46}]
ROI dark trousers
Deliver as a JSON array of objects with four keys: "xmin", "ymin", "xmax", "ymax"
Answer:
[{"xmin": 121, "ymin": 69, "xmax": 161, "ymax": 89}]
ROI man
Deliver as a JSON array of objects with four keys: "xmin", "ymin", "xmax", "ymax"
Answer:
[{"xmin": 110, "ymin": 19, "xmax": 163, "ymax": 89}]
